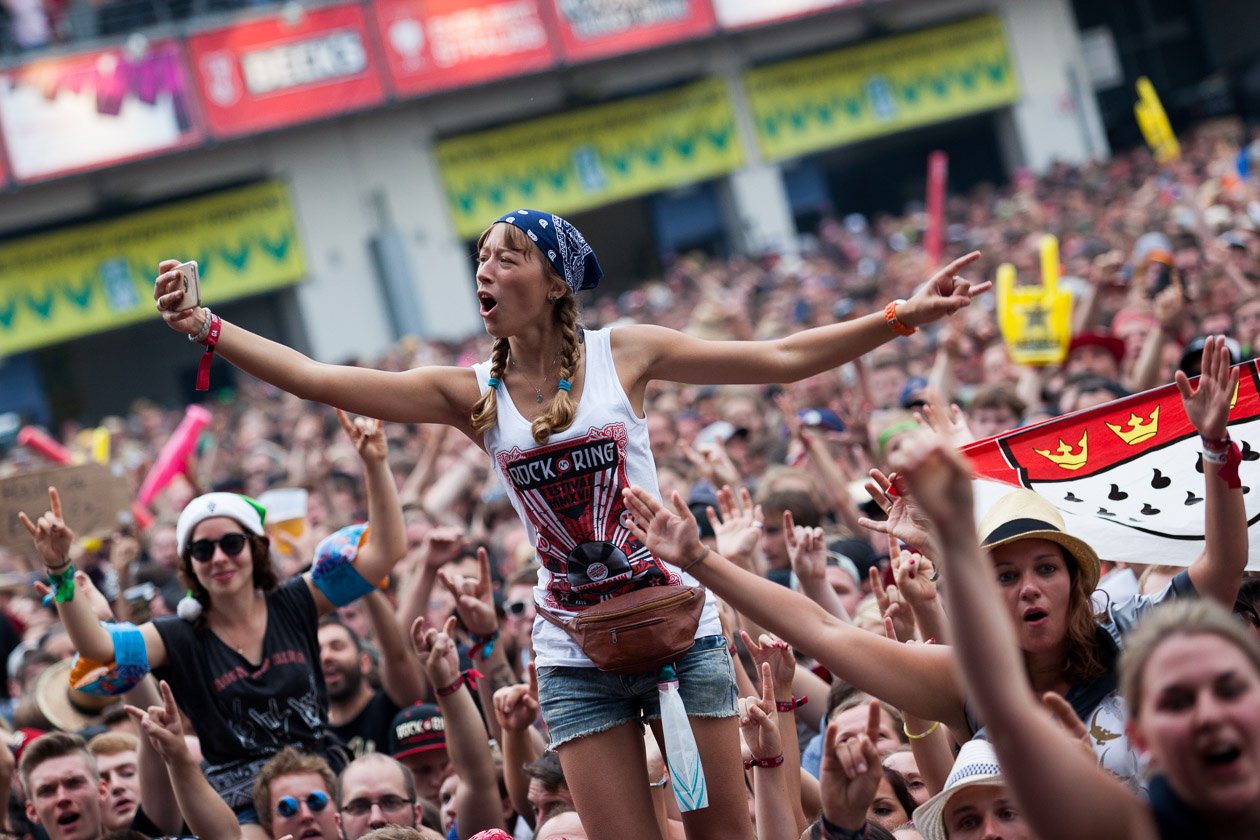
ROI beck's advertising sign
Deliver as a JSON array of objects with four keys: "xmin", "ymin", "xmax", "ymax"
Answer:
[{"xmin": 188, "ymin": 3, "xmax": 386, "ymax": 138}]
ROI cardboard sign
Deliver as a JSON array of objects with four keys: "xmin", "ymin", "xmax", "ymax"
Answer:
[
  {"xmin": 996, "ymin": 235, "xmax": 1072, "ymax": 366},
  {"xmin": 0, "ymin": 464, "xmax": 131, "ymax": 555}
]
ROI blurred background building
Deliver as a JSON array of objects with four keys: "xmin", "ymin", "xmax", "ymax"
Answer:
[{"xmin": 0, "ymin": 0, "xmax": 1254, "ymax": 423}]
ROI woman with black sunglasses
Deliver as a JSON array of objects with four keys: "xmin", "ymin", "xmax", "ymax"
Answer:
[{"xmin": 20, "ymin": 409, "xmax": 406, "ymax": 838}]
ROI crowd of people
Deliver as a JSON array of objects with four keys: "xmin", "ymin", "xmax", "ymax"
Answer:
[{"xmin": 0, "ymin": 117, "xmax": 1258, "ymax": 840}]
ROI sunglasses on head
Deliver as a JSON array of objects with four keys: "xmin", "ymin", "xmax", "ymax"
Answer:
[
  {"xmin": 276, "ymin": 790, "xmax": 330, "ymax": 818},
  {"xmin": 187, "ymin": 533, "xmax": 249, "ymax": 564}
]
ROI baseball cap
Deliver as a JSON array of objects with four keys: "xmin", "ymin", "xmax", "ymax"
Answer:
[
  {"xmin": 389, "ymin": 704, "xmax": 446, "ymax": 760},
  {"xmin": 899, "ymin": 377, "xmax": 930, "ymax": 410}
]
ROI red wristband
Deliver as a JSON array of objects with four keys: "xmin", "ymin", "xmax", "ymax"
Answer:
[
  {"xmin": 194, "ymin": 313, "xmax": 222, "ymax": 392},
  {"xmin": 776, "ymin": 696, "xmax": 808, "ymax": 713},
  {"xmin": 436, "ymin": 668, "xmax": 483, "ymax": 698},
  {"xmin": 743, "ymin": 753, "xmax": 785, "ymax": 770}
]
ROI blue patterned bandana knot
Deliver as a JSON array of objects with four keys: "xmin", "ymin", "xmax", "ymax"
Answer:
[{"xmin": 495, "ymin": 209, "xmax": 603, "ymax": 293}]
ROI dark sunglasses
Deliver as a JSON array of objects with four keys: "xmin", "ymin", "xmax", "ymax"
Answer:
[
  {"xmin": 340, "ymin": 794, "xmax": 414, "ymax": 816},
  {"xmin": 276, "ymin": 790, "xmax": 330, "ymax": 818},
  {"xmin": 505, "ymin": 600, "xmax": 533, "ymax": 617},
  {"xmin": 187, "ymin": 533, "xmax": 249, "ymax": 564}
]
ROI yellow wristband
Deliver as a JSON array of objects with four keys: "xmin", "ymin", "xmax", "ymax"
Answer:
[{"xmin": 904, "ymin": 720, "xmax": 940, "ymax": 741}]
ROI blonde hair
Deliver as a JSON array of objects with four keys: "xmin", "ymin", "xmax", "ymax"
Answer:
[
  {"xmin": 469, "ymin": 223, "xmax": 582, "ymax": 444},
  {"xmin": 1120, "ymin": 598, "xmax": 1260, "ymax": 722}
]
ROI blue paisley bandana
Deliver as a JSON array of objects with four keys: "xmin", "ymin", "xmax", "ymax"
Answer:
[{"xmin": 495, "ymin": 209, "xmax": 603, "ymax": 293}]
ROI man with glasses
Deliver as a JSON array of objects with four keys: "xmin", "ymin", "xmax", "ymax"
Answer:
[
  {"xmin": 253, "ymin": 748, "xmax": 341, "ymax": 840},
  {"xmin": 336, "ymin": 753, "xmax": 424, "ymax": 839}
]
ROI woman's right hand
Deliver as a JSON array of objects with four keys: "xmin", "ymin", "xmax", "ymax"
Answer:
[
  {"xmin": 621, "ymin": 487, "xmax": 705, "ymax": 570},
  {"xmin": 17, "ymin": 486, "xmax": 75, "ymax": 569},
  {"xmin": 153, "ymin": 259, "xmax": 205, "ymax": 337}
]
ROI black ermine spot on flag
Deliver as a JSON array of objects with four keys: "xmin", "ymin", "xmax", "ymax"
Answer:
[
  {"xmin": 1243, "ymin": 441, "xmax": 1259, "ymax": 461},
  {"xmin": 1196, "ymin": 458, "xmax": 1204, "ymax": 474},
  {"xmin": 1140, "ymin": 503, "xmax": 1159, "ymax": 515},
  {"xmin": 1064, "ymin": 492, "xmax": 1083, "ymax": 502},
  {"xmin": 1098, "ymin": 508, "xmax": 1116, "ymax": 517},
  {"xmin": 1151, "ymin": 469, "xmax": 1170, "ymax": 489},
  {"xmin": 1108, "ymin": 484, "xmax": 1128, "ymax": 501},
  {"xmin": 1185, "ymin": 491, "xmax": 1204, "ymax": 505}
]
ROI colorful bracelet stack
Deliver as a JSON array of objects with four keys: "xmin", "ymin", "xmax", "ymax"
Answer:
[
  {"xmin": 469, "ymin": 630, "xmax": 499, "ymax": 661},
  {"xmin": 743, "ymin": 753, "xmax": 785, "ymax": 770},
  {"xmin": 775, "ymin": 695, "xmax": 808, "ymax": 713}
]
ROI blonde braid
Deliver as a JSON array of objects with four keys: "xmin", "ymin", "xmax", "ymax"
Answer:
[
  {"xmin": 470, "ymin": 337, "xmax": 510, "ymax": 436},
  {"xmin": 531, "ymin": 295, "xmax": 580, "ymax": 443}
]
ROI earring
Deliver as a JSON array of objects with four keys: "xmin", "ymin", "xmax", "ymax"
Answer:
[{"xmin": 548, "ymin": 295, "xmax": 558, "ymax": 303}]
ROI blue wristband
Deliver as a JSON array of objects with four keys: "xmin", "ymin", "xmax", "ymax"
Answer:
[
  {"xmin": 312, "ymin": 524, "xmax": 377, "ymax": 607},
  {"xmin": 71, "ymin": 622, "xmax": 150, "ymax": 697}
]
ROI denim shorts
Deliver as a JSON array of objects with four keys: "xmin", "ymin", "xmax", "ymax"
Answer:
[{"xmin": 536, "ymin": 635, "xmax": 739, "ymax": 749}]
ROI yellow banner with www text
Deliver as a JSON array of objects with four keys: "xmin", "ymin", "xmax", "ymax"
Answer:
[
  {"xmin": 437, "ymin": 78, "xmax": 742, "ymax": 238},
  {"xmin": 0, "ymin": 181, "xmax": 306, "ymax": 355},
  {"xmin": 745, "ymin": 15, "xmax": 1020, "ymax": 162}
]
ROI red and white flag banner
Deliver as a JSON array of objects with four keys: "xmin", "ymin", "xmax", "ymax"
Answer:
[{"xmin": 963, "ymin": 361, "xmax": 1260, "ymax": 570}]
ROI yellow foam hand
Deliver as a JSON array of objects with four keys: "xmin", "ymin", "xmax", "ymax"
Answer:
[
  {"xmin": 997, "ymin": 235, "xmax": 1073, "ymax": 366},
  {"xmin": 1135, "ymin": 76, "xmax": 1180, "ymax": 163}
]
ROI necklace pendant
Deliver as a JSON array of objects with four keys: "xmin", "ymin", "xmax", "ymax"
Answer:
[{"xmin": 535, "ymin": 393, "xmax": 544, "ymax": 404}]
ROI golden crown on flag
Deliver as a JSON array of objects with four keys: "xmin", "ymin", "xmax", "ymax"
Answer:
[
  {"xmin": 1034, "ymin": 431, "xmax": 1089, "ymax": 470},
  {"xmin": 1106, "ymin": 407, "xmax": 1160, "ymax": 446}
]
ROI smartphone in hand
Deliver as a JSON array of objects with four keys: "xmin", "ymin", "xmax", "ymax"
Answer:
[{"xmin": 173, "ymin": 260, "xmax": 201, "ymax": 311}]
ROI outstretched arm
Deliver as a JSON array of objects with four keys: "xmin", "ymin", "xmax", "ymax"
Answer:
[
  {"xmin": 1179, "ymin": 337, "xmax": 1247, "ymax": 606},
  {"xmin": 154, "ymin": 261, "xmax": 478, "ymax": 430},
  {"xmin": 618, "ymin": 253, "xmax": 985, "ymax": 392},
  {"xmin": 892, "ymin": 427, "xmax": 1154, "ymax": 840},
  {"xmin": 621, "ymin": 487, "xmax": 969, "ymax": 732}
]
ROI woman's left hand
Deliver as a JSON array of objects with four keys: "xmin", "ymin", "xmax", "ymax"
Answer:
[
  {"xmin": 1176, "ymin": 334, "xmax": 1239, "ymax": 441},
  {"xmin": 740, "ymin": 630, "xmax": 796, "ymax": 699},
  {"xmin": 622, "ymin": 487, "xmax": 705, "ymax": 570},
  {"xmin": 337, "ymin": 409, "xmax": 387, "ymax": 464},
  {"xmin": 900, "ymin": 251, "xmax": 987, "ymax": 328}
]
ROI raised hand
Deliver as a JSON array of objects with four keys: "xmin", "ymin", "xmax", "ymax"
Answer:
[
  {"xmin": 416, "ymin": 526, "xmax": 468, "ymax": 572},
  {"xmin": 18, "ymin": 487, "xmax": 75, "ymax": 569},
  {"xmin": 819, "ymin": 699, "xmax": 884, "ymax": 831},
  {"xmin": 914, "ymin": 400, "xmax": 975, "ymax": 445},
  {"xmin": 1040, "ymin": 691, "xmax": 1095, "ymax": 765},
  {"xmin": 709, "ymin": 485, "xmax": 764, "ymax": 567},
  {"xmin": 622, "ymin": 487, "xmax": 706, "ymax": 571},
  {"xmin": 738, "ymin": 663, "xmax": 783, "ymax": 765},
  {"xmin": 870, "ymin": 552, "xmax": 915, "ymax": 644},
  {"xmin": 1176, "ymin": 335, "xmax": 1239, "ymax": 440},
  {"xmin": 411, "ymin": 615, "xmax": 460, "ymax": 690},
  {"xmin": 886, "ymin": 429, "xmax": 976, "ymax": 536},
  {"xmin": 739, "ymin": 630, "xmax": 795, "ymax": 698},
  {"xmin": 437, "ymin": 546, "xmax": 498, "ymax": 638},
  {"xmin": 890, "ymin": 545, "xmax": 938, "ymax": 610},
  {"xmin": 125, "ymin": 680, "xmax": 189, "ymax": 763},
  {"xmin": 35, "ymin": 571, "xmax": 114, "ymax": 622},
  {"xmin": 493, "ymin": 665, "xmax": 540, "ymax": 733},
  {"xmin": 784, "ymin": 511, "xmax": 827, "ymax": 588},
  {"xmin": 337, "ymin": 409, "xmax": 387, "ymax": 464},
  {"xmin": 682, "ymin": 437, "xmax": 740, "ymax": 489},
  {"xmin": 857, "ymin": 469, "xmax": 935, "ymax": 555}
]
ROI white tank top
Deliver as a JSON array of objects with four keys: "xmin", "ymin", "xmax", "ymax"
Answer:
[{"xmin": 474, "ymin": 326, "xmax": 721, "ymax": 667}]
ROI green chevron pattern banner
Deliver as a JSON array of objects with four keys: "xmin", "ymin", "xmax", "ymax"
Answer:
[
  {"xmin": 0, "ymin": 181, "xmax": 306, "ymax": 355},
  {"xmin": 438, "ymin": 78, "xmax": 742, "ymax": 237},
  {"xmin": 745, "ymin": 15, "xmax": 1019, "ymax": 162}
]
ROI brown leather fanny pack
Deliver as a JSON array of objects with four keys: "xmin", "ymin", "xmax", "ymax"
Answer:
[{"xmin": 535, "ymin": 585, "xmax": 706, "ymax": 675}]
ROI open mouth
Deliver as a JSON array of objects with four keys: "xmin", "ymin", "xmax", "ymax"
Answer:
[
  {"xmin": 1022, "ymin": 608, "xmax": 1048, "ymax": 623},
  {"xmin": 56, "ymin": 812, "xmax": 81, "ymax": 829},
  {"xmin": 1202, "ymin": 744, "xmax": 1242, "ymax": 767},
  {"xmin": 477, "ymin": 292, "xmax": 498, "ymax": 317},
  {"xmin": 298, "ymin": 828, "xmax": 324, "ymax": 839}
]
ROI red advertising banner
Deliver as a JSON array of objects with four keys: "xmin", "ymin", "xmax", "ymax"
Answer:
[
  {"xmin": 188, "ymin": 2, "xmax": 386, "ymax": 138},
  {"xmin": 373, "ymin": 0, "xmax": 556, "ymax": 97},
  {"xmin": 543, "ymin": 0, "xmax": 716, "ymax": 63},
  {"xmin": 0, "ymin": 40, "xmax": 203, "ymax": 184},
  {"xmin": 710, "ymin": 0, "xmax": 859, "ymax": 29}
]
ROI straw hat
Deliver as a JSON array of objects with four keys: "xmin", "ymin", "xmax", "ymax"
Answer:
[
  {"xmin": 33, "ymin": 659, "xmax": 117, "ymax": 733},
  {"xmin": 977, "ymin": 489, "xmax": 1100, "ymax": 594},
  {"xmin": 912, "ymin": 739, "xmax": 1007, "ymax": 840}
]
